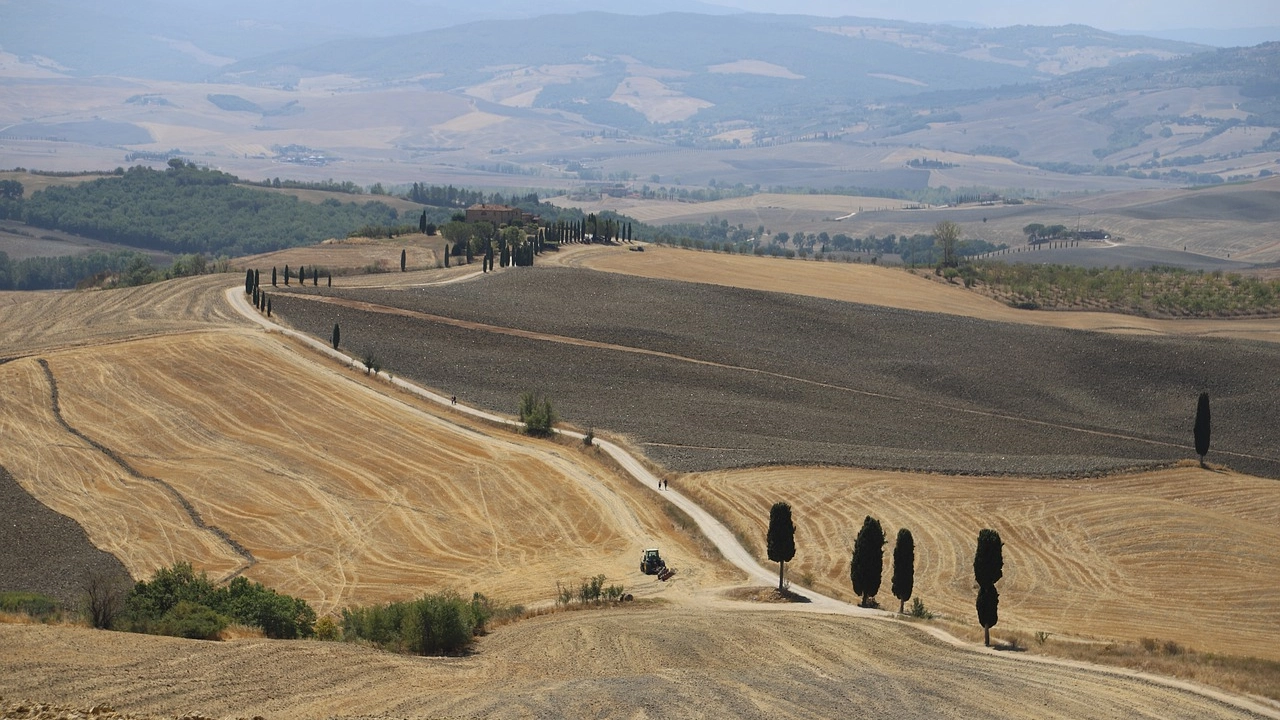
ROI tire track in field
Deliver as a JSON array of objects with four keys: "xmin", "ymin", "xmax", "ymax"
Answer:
[
  {"xmin": 287, "ymin": 294, "xmax": 1280, "ymax": 468},
  {"xmin": 36, "ymin": 358, "xmax": 256, "ymax": 580}
]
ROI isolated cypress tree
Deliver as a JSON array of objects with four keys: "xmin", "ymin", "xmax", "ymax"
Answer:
[
  {"xmin": 331, "ymin": 323, "xmax": 340, "ymax": 350},
  {"xmin": 766, "ymin": 502, "xmax": 796, "ymax": 591},
  {"xmin": 444, "ymin": 244, "xmax": 450, "ymax": 267},
  {"xmin": 401, "ymin": 248, "xmax": 407, "ymax": 272},
  {"xmin": 313, "ymin": 267, "xmax": 318, "ymax": 286},
  {"xmin": 284, "ymin": 264, "xmax": 290, "ymax": 286},
  {"xmin": 327, "ymin": 273, "xmax": 331, "ymax": 287},
  {"xmin": 1194, "ymin": 391, "xmax": 1211, "ymax": 467},
  {"xmin": 271, "ymin": 267, "xmax": 277, "ymax": 287},
  {"xmin": 298, "ymin": 265, "xmax": 305, "ymax": 284},
  {"xmin": 850, "ymin": 515, "xmax": 886, "ymax": 607},
  {"xmin": 419, "ymin": 210, "xmax": 427, "ymax": 234},
  {"xmin": 974, "ymin": 528, "xmax": 1004, "ymax": 646},
  {"xmin": 891, "ymin": 528, "xmax": 915, "ymax": 614}
]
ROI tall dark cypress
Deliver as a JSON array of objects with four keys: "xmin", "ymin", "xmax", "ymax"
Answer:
[{"xmin": 1194, "ymin": 392, "xmax": 1211, "ymax": 467}]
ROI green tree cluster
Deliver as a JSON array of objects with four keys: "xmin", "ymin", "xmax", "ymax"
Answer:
[
  {"xmin": 122, "ymin": 562, "xmax": 316, "ymax": 640},
  {"xmin": 518, "ymin": 391, "xmax": 556, "ymax": 436},
  {"xmin": 21, "ymin": 162, "xmax": 402, "ymax": 256}
]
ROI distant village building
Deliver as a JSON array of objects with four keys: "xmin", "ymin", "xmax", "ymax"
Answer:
[{"xmin": 466, "ymin": 204, "xmax": 521, "ymax": 225}]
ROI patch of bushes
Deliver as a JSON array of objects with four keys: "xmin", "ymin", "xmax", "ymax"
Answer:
[
  {"xmin": 341, "ymin": 591, "xmax": 510, "ymax": 656},
  {"xmin": 0, "ymin": 591, "xmax": 63, "ymax": 622},
  {"xmin": 122, "ymin": 562, "xmax": 316, "ymax": 640}
]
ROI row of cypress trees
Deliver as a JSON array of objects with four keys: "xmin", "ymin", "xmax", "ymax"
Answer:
[{"xmin": 766, "ymin": 502, "xmax": 1005, "ymax": 644}]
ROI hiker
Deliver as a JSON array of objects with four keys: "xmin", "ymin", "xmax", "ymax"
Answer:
[{"xmin": 451, "ymin": 395, "xmax": 457, "ymax": 405}]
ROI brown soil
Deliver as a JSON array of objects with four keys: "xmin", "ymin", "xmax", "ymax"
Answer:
[{"xmin": 4, "ymin": 612, "xmax": 1274, "ymax": 720}]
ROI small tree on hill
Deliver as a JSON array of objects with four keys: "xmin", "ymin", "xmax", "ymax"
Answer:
[
  {"xmin": 331, "ymin": 323, "xmax": 340, "ymax": 350},
  {"xmin": 401, "ymin": 248, "xmax": 407, "ymax": 272},
  {"xmin": 935, "ymin": 220, "xmax": 960, "ymax": 268},
  {"xmin": 850, "ymin": 515, "xmax": 885, "ymax": 607},
  {"xmin": 313, "ymin": 267, "xmax": 318, "ymax": 286},
  {"xmin": 517, "ymin": 391, "xmax": 556, "ymax": 436},
  {"xmin": 271, "ymin": 266, "xmax": 277, "ymax": 287},
  {"xmin": 244, "ymin": 268, "xmax": 254, "ymax": 294},
  {"xmin": 1194, "ymin": 391, "xmax": 1211, "ymax": 467},
  {"xmin": 766, "ymin": 502, "xmax": 796, "ymax": 591},
  {"xmin": 974, "ymin": 528, "xmax": 1004, "ymax": 646},
  {"xmin": 891, "ymin": 528, "xmax": 914, "ymax": 614},
  {"xmin": 284, "ymin": 264, "xmax": 290, "ymax": 286}
]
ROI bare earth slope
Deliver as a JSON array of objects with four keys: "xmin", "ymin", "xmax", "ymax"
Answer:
[
  {"xmin": 2, "ymin": 610, "xmax": 1271, "ymax": 720},
  {"xmin": 268, "ymin": 266, "xmax": 1280, "ymax": 478}
]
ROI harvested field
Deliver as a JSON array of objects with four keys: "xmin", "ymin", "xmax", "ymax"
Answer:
[
  {"xmin": 0, "ymin": 275, "xmax": 246, "ymax": 357},
  {"xmin": 0, "ymin": 330, "xmax": 728, "ymax": 611},
  {"xmin": 3, "ymin": 610, "xmax": 1273, "ymax": 720},
  {"xmin": 568, "ymin": 245, "xmax": 1280, "ymax": 342},
  {"xmin": 234, "ymin": 236, "xmax": 442, "ymax": 276},
  {"xmin": 269, "ymin": 267, "xmax": 1280, "ymax": 478},
  {"xmin": 680, "ymin": 464, "xmax": 1280, "ymax": 662}
]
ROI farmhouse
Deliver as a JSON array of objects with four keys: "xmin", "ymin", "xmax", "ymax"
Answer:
[{"xmin": 466, "ymin": 203, "xmax": 521, "ymax": 225}]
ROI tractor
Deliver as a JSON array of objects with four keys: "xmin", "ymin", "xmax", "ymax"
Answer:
[
  {"xmin": 640, "ymin": 548, "xmax": 665, "ymax": 575},
  {"xmin": 640, "ymin": 548, "xmax": 676, "ymax": 581}
]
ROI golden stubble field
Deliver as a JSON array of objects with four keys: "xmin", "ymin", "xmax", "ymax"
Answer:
[{"xmin": 680, "ymin": 465, "xmax": 1280, "ymax": 662}]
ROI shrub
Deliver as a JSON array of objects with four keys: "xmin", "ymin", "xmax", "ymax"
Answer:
[
  {"xmin": 315, "ymin": 615, "xmax": 341, "ymax": 641},
  {"xmin": 518, "ymin": 391, "xmax": 556, "ymax": 436},
  {"xmin": 123, "ymin": 562, "xmax": 315, "ymax": 639},
  {"xmin": 154, "ymin": 600, "xmax": 228, "ymax": 640},
  {"xmin": 0, "ymin": 591, "xmax": 62, "ymax": 622},
  {"xmin": 909, "ymin": 597, "xmax": 935, "ymax": 619},
  {"xmin": 341, "ymin": 591, "xmax": 489, "ymax": 656}
]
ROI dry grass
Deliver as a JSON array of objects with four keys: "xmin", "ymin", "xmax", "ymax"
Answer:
[
  {"xmin": 232, "ymin": 237, "xmax": 442, "ymax": 275},
  {"xmin": 0, "ymin": 329, "xmax": 734, "ymax": 613},
  {"xmin": 569, "ymin": 244, "xmax": 1280, "ymax": 343},
  {"xmin": 4, "ymin": 611, "xmax": 1273, "ymax": 720},
  {"xmin": 678, "ymin": 464, "xmax": 1280, "ymax": 662}
]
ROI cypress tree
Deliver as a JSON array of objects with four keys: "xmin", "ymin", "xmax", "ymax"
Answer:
[
  {"xmin": 254, "ymin": 269, "xmax": 260, "ymax": 292},
  {"xmin": 266, "ymin": 297, "xmax": 272, "ymax": 317},
  {"xmin": 850, "ymin": 515, "xmax": 886, "ymax": 607},
  {"xmin": 244, "ymin": 268, "xmax": 253, "ymax": 294},
  {"xmin": 313, "ymin": 267, "xmax": 318, "ymax": 286},
  {"xmin": 332, "ymin": 324, "xmax": 340, "ymax": 350},
  {"xmin": 419, "ymin": 210, "xmax": 427, "ymax": 234},
  {"xmin": 327, "ymin": 273, "xmax": 331, "ymax": 288},
  {"xmin": 766, "ymin": 502, "xmax": 796, "ymax": 591},
  {"xmin": 252, "ymin": 286, "xmax": 259, "ymax": 306},
  {"xmin": 891, "ymin": 528, "xmax": 914, "ymax": 614},
  {"xmin": 272, "ymin": 266, "xmax": 278, "ymax": 287},
  {"xmin": 401, "ymin": 248, "xmax": 407, "ymax": 272},
  {"xmin": 974, "ymin": 528, "xmax": 1004, "ymax": 646},
  {"xmin": 1194, "ymin": 392, "xmax": 1211, "ymax": 467},
  {"xmin": 284, "ymin": 264, "xmax": 290, "ymax": 286},
  {"xmin": 444, "ymin": 244, "xmax": 450, "ymax": 268},
  {"xmin": 298, "ymin": 265, "xmax": 305, "ymax": 284}
]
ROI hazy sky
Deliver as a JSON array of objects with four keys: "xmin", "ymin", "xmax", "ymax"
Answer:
[{"xmin": 706, "ymin": 0, "xmax": 1279, "ymax": 31}]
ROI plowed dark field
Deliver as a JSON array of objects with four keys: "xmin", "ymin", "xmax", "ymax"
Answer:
[{"xmin": 268, "ymin": 267, "xmax": 1280, "ymax": 478}]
